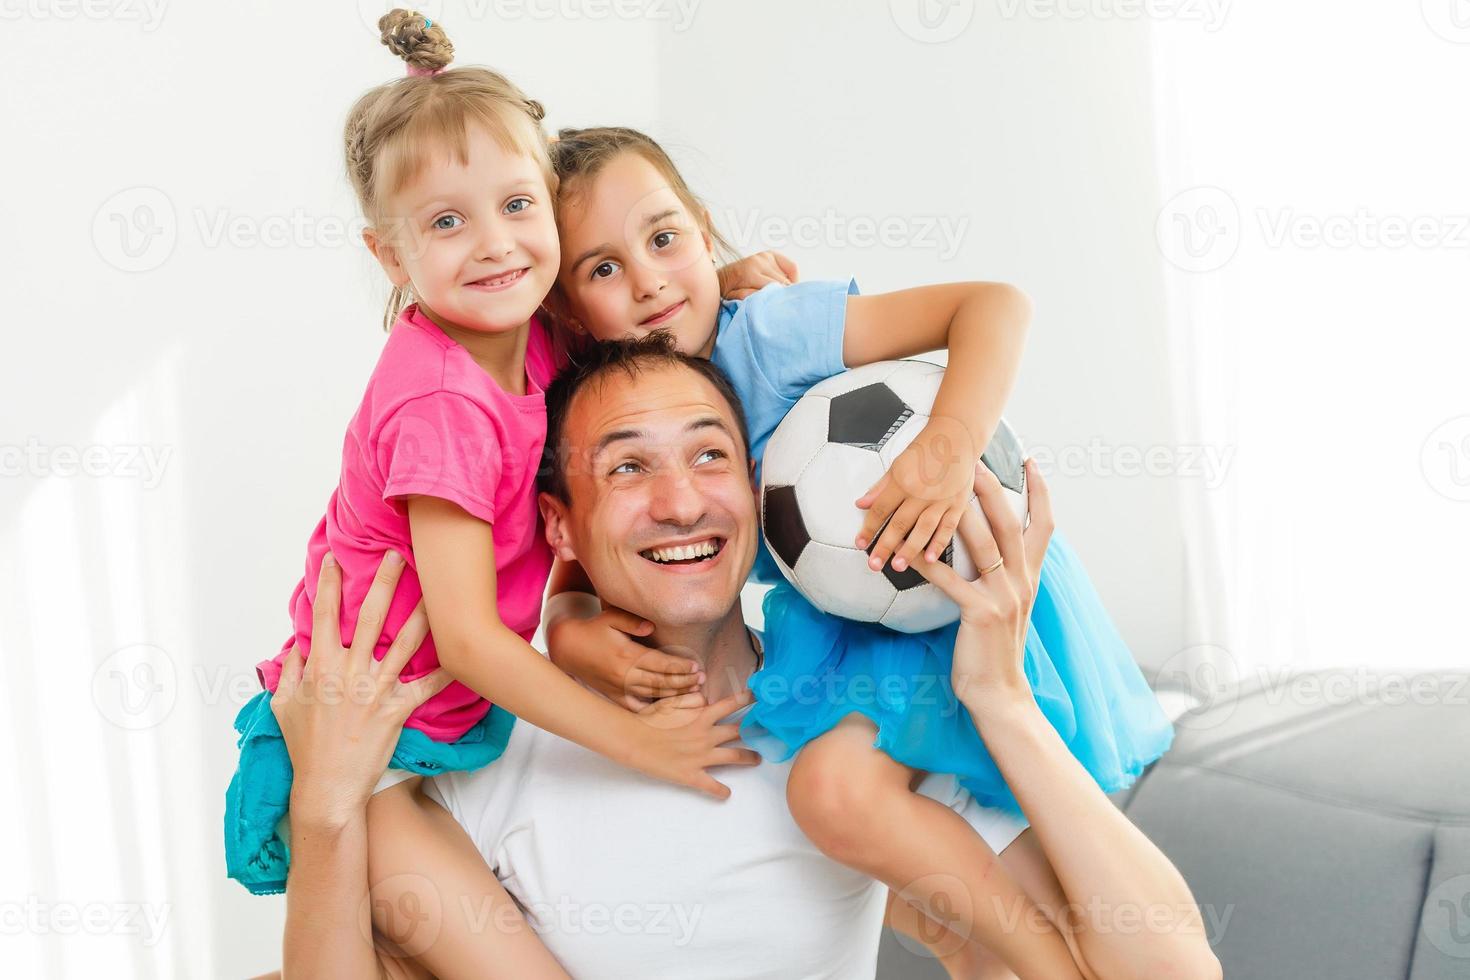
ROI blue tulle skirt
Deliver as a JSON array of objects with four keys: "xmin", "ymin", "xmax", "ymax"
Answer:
[{"xmin": 739, "ymin": 529, "xmax": 1175, "ymax": 817}]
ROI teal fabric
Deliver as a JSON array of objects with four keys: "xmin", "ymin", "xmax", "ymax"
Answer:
[
  {"xmin": 740, "ymin": 529, "xmax": 1175, "ymax": 817},
  {"xmin": 224, "ymin": 691, "xmax": 515, "ymax": 895}
]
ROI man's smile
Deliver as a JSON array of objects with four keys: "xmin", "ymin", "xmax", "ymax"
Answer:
[{"xmin": 638, "ymin": 535, "xmax": 727, "ymax": 568}]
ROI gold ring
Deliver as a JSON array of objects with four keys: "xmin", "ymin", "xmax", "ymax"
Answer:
[{"xmin": 979, "ymin": 557, "xmax": 1005, "ymax": 575}]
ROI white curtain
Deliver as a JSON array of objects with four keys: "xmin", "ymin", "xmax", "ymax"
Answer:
[{"xmin": 1150, "ymin": 3, "xmax": 1470, "ymax": 695}]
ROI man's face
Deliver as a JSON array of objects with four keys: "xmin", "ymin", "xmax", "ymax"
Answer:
[{"xmin": 540, "ymin": 363, "xmax": 758, "ymax": 628}]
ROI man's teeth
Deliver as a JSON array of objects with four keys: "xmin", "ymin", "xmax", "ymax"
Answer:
[{"xmin": 642, "ymin": 539, "xmax": 721, "ymax": 563}]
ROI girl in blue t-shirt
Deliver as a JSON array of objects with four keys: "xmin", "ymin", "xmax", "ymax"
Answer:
[{"xmin": 541, "ymin": 126, "xmax": 1175, "ymax": 951}]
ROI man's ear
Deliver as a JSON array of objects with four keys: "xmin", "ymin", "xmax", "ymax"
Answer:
[
  {"xmin": 538, "ymin": 491, "xmax": 579, "ymax": 562},
  {"xmin": 362, "ymin": 226, "xmax": 412, "ymax": 288},
  {"xmin": 748, "ymin": 456, "xmax": 759, "ymax": 498}
]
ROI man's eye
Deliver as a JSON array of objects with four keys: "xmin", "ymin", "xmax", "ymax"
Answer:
[
  {"xmin": 651, "ymin": 230, "xmax": 677, "ymax": 250},
  {"xmin": 696, "ymin": 448, "xmax": 726, "ymax": 465},
  {"xmin": 591, "ymin": 261, "xmax": 619, "ymax": 281},
  {"xmin": 432, "ymin": 214, "xmax": 463, "ymax": 231},
  {"xmin": 611, "ymin": 460, "xmax": 641, "ymax": 474},
  {"xmin": 504, "ymin": 197, "xmax": 532, "ymax": 214}
]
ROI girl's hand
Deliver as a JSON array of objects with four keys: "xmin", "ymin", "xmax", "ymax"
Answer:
[
  {"xmin": 855, "ymin": 416, "xmax": 980, "ymax": 573},
  {"xmin": 547, "ymin": 607, "xmax": 703, "ymax": 711},
  {"xmin": 911, "ymin": 458, "xmax": 1054, "ymax": 711},
  {"xmin": 717, "ymin": 250, "xmax": 799, "ymax": 300},
  {"xmin": 272, "ymin": 550, "xmax": 452, "ymax": 826},
  {"xmin": 627, "ymin": 688, "xmax": 762, "ymax": 799}
]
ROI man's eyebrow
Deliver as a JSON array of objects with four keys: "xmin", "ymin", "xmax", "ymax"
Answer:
[
  {"xmin": 592, "ymin": 415, "xmax": 735, "ymax": 461},
  {"xmin": 569, "ymin": 208, "xmax": 683, "ymax": 275}
]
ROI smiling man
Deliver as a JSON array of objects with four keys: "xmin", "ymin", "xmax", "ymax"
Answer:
[
  {"xmin": 274, "ymin": 331, "xmax": 1219, "ymax": 980},
  {"xmin": 416, "ymin": 334, "xmax": 1033, "ymax": 977}
]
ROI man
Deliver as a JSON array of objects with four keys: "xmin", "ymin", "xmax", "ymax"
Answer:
[{"xmin": 273, "ymin": 336, "xmax": 1221, "ymax": 979}]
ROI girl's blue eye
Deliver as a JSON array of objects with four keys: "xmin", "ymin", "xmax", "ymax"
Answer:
[
  {"xmin": 651, "ymin": 230, "xmax": 677, "ymax": 250},
  {"xmin": 591, "ymin": 261, "xmax": 619, "ymax": 281},
  {"xmin": 505, "ymin": 197, "xmax": 532, "ymax": 214},
  {"xmin": 433, "ymin": 214, "xmax": 463, "ymax": 231}
]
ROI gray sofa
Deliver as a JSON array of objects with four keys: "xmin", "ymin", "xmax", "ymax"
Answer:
[{"xmin": 879, "ymin": 667, "xmax": 1470, "ymax": 978}]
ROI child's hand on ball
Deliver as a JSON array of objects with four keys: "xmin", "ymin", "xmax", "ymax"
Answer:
[{"xmin": 855, "ymin": 416, "xmax": 979, "ymax": 573}]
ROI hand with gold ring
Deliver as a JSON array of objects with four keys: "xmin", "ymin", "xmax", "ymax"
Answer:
[{"xmin": 910, "ymin": 458, "xmax": 1054, "ymax": 709}]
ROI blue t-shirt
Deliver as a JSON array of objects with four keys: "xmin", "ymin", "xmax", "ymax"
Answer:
[{"xmin": 710, "ymin": 279, "xmax": 857, "ymax": 582}]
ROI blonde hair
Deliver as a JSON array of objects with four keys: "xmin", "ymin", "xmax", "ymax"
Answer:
[{"xmin": 345, "ymin": 9, "xmax": 557, "ymax": 331}]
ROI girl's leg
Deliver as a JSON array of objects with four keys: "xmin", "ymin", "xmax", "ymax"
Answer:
[
  {"xmin": 787, "ymin": 714, "xmax": 1088, "ymax": 980},
  {"xmin": 364, "ymin": 777, "xmax": 569, "ymax": 980},
  {"xmin": 884, "ymin": 889, "xmax": 1016, "ymax": 980}
]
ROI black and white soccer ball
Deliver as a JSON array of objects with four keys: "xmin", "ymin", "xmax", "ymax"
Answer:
[{"xmin": 761, "ymin": 359, "xmax": 1028, "ymax": 634}]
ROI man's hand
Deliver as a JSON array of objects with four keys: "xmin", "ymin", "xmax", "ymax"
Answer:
[
  {"xmin": 272, "ymin": 550, "xmax": 451, "ymax": 825},
  {"xmin": 717, "ymin": 250, "xmax": 798, "ymax": 300},
  {"xmin": 911, "ymin": 458, "xmax": 1054, "ymax": 710},
  {"xmin": 547, "ymin": 607, "xmax": 703, "ymax": 711}
]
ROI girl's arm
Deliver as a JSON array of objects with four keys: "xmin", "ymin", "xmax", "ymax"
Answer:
[
  {"xmin": 841, "ymin": 282, "xmax": 1033, "ymax": 573},
  {"xmin": 543, "ymin": 558, "xmax": 703, "ymax": 710},
  {"xmin": 922, "ymin": 463, "xmax": 1222, "ymax": 980},
  {"xmin": 408, "ymin": 496, "xmax": 752, "ymax": 797}
]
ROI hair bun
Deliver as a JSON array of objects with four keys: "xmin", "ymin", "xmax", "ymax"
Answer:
[{"xmin": 378, "ymin": 8, "xmax": 454, "ymax": 73}]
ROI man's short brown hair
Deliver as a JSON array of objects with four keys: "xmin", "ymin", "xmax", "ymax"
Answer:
[{"xmin": 537, "ymin": 331, "xmax": 753, "ymax": 503}]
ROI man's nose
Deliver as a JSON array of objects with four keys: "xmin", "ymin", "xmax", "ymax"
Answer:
[{"xmin": 648, "ymin": 466, "xmax": 705, "ymax": 527}]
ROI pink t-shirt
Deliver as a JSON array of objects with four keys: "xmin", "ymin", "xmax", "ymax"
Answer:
[{"xmin": 257, "ymin": 305, "xmax": 565, "ymax": 741}]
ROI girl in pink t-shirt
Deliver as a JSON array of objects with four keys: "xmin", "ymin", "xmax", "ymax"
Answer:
[{"xmin": 225, "ymin": 12, "xmax": 756, "ymax": 968}]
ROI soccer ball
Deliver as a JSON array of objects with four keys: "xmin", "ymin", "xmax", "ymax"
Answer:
[{"xmin": 761, "ymin": 359, "xmax": 1028, "ymax": 633}]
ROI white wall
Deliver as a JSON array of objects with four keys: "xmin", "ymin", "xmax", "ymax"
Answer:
[{"xmin": 1, "ymin": 3, "xmax": 1184, "ymax": 976}]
